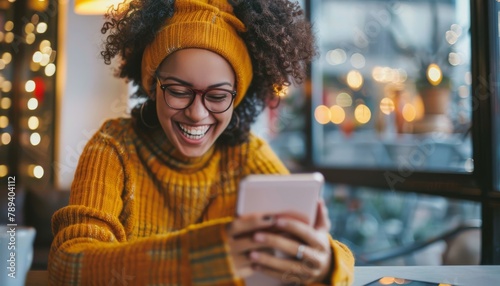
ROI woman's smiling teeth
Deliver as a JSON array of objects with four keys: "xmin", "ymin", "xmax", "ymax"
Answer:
[{"xmin": 178, "ymin": 123, "xmax": 211, "ymax": 139}]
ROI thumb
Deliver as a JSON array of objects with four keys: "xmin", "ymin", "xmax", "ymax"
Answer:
[{"xmin": 314, "ymin": 199, "xmax": 331, "ymax": 231}]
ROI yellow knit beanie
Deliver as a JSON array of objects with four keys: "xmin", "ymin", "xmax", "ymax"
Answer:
[{"xmin": 141, "ymin": 0, "xmax": 252, "ymax": 107}]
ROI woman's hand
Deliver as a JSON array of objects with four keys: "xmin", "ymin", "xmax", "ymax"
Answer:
[
  {"xmin": 248, "ymin": 200, "xmax": 333, "ymax": 285},
  {"xmin": 226, "ymin": 213, "xmax": 276, "ymax": 278}
]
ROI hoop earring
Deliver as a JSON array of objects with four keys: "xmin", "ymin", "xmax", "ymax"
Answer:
[
  {"xmin": 227, "ymin": 112, "xmax": 240, "ymax": 131},
  {"xmin": 140, "ymin": 100, "xmax": 158, "ymax": 129}
]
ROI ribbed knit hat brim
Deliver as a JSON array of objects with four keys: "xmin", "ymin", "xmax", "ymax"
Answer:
[{"xmin": 141, "ymin": 0, "xmax": 252, "ymax": 107}]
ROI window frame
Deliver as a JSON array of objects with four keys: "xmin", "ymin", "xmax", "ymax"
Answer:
[{"xmin": 302, "ymin": 0, "xmax": 500, "ymax": 264}]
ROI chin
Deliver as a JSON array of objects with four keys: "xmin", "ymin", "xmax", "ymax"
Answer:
[{"xmin": 178, "ymin": 145, "xmax": 211, "ymax": 158}]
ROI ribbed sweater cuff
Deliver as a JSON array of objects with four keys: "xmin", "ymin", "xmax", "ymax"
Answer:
[{"xmin": 185, "ymin": 217, "xmax": 240, "ymax": 285}]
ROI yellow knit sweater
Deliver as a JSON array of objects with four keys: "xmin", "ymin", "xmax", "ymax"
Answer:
[{"xmin": 49, "ymin": 118, "xmax": 354, "ymax": 285}]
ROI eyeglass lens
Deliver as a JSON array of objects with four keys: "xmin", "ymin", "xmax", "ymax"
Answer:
[{"xmin": 162, "ymin": 84, "xmax": 235, "ymax": 113}]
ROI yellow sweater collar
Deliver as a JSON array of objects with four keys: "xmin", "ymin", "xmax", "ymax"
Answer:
[{"xmin": 136, "ymin": 125, "xmax": 216, "ymax": 172}]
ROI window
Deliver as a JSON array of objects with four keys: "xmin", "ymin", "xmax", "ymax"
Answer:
[
  {"xmin": 0, "ymin": 0, "xmax": 58, "ymax": 189},
  {"xmin": 267, "ymin": 0, "xmax": 500, "ymax": 264},
  {"xmin": 311, "ymin": 0, "xmax": 472, "ymax": 172}
]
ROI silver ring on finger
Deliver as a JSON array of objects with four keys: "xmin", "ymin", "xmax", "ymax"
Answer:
[{"xmin": 296, "ymin": 244, "xmax": 306, "ymax": 260}]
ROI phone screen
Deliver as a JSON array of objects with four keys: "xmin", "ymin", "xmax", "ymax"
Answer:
[{"xmin": 364, "ymin": 277, "xmax": 455, "ymax": 286}]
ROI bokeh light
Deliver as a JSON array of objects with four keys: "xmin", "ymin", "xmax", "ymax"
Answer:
[
  {"xmin": 347, "ymin": 70, "xmax": 363, "ymax": 91},
  {"xmin": 30, "ymin": 132, "xmax": 41, "ymax": 146},
  {"xmin": 330, "ymin": 105, "xmax": 345, "ymax": 124},
  {"xmin": 314, "ymin": 105, "xmax": 331, "ymax": 125},
  {"xmin": 336, "ymin": 92, "xmax": 353, "ymax": 107},
  {"xmin": 27, "ymin": 98, "xmax": 39, "ymax": 110},
  {"xmin": 402, "ymin": 104, "xmax": 417, "ymax": 122},
  {"xmin": 0, "ymin": 97, "xmax": 11, "ymax": 109},
  {"xmin": 28, "ymin": 116, "xmax": 40, "ymax": 130},
  {"xmin": 354, "ymin": 104, "xmax": 371, "ymax": 124},
  {"xmin": 0, "ymin": 115, "xmax": 8, "ymax": 128},
  {"xmin": 34, "ymin": 165, "xmax": 44, "ymax": 179},
  {"xmin": 25, "ymin": 80, "xmax": 36, "ymax": 92},
  {"xmin": 0, "ymin": 133, "xmax": 11, "ymax": 145},
  {"xmin": 0, "ymin": 165, "xmax": 8, "ymax": 177},
  {"xmin": 326, "ymin": 49, "xmax": 347, "ymax": 65},
  {"xmin": 380, "ymin": 97, "xmax": 395, "ymax": 115},
  {"xmin": 426, "ymin": 63, "xmax": 443, "ymax": 86},
  {"xmin": 350, "ymin": 53, "xmax": 366, "ymax": 69}
]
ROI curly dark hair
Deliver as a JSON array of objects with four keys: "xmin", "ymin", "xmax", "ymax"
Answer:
[{"xmin": 101, "ymin": 0, "xmax": 317, "ymax": 146}]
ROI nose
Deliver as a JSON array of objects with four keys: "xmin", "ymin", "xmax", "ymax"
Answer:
[{"xmin": 184, "ymin": 94, "xmax": 210, "ymax": 122}]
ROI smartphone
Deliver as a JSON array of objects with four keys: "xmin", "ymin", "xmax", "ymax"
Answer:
[
  {"xmin": 237, "ymin": 172, "xmax": 324, "ymax": 225},
  {"xmin": 364, "ymin": 277, "xmax": 457, "ymax": 285},
  {"xmin": 236, "ymin": 172, "xmax": 324, "ymax": 286}
]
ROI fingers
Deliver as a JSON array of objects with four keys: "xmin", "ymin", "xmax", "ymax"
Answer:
[
  {"xmin": 229, "ymin": 202, "xmax": 333, "ymax": 284},
  {"xmin": 253, "ymin": 232, "xmax": 322, "ymax": 268},
  {"xmin": 249, "ymin": 251, "xmax": 320, "ymax": 285},
  {"xmin": 227, "ymin": 214, "xmax": 275, "ymax": 236},
  {"xmin": 272, "ymin": 216, "xmax": 329, "ymax": 251},
  {"xmin": 249, "ymin": 231, "xmax": 332, "ymax": 284},
  {"xmin": 227, "ymin": 214, "xmax": 277, "ymax": 278}
]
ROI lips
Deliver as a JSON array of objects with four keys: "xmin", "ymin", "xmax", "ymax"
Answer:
[{"xmin": 177, "ymin": 123, "xmax": 211, "ymax": 140}]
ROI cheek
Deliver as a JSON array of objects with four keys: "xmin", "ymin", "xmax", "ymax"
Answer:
[
  {"xmin": 219, "ymin": 110, "xmax": 234, "ymax": 129},
  {"xmin": 156, "ymin": 101, "xmax": 175, "ymax": 128}
]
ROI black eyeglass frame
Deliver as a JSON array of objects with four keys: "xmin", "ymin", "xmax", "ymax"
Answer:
[{"xmin": 156, "ymin": 77, "xmax": 237, "ymax": 114}]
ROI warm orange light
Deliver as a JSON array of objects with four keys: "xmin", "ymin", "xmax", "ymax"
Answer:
[
  {"xmin": 0, "ymin": 116, "xmax": 8, "ymax": 128},
  {"xmin": 402, "ymin": 103, "xmax": 417, "ymax": 122},
  {"xmin": 380, "ymin": 97, "xmax": 395, "ymax": 115},
  {"xmin": 314, "ymin": 105, "xmax": 331, "ymax": 125},
  {"xmin": 378, "ymin": 277, "xmax": 395, "ymax": 285},
  {"xmin": 413, "ymin": 96, "xmax": 425, "ymax": 120},
  {"xmin": 354, "ymin": 104, "xmax": 371, "ymax": 124},
  {"xmin": 329, "ymin": 105, "xmax": 345, "ymax": 124},
  {"xmin": 426, "ymin": 63, "xmax": 443, "ymax": 86},
  {"xmin": 347, "ymin": 70, "xmax": 363, "ymax": 91},
  {"xmin": 0, "ymin": 165, "xmax": 7, "ymax": 177},
  {"xmin": 28, "ymin": 116, "xmax": 40, "ymax": 130},
  {"xmin": 28, "ymin": 0, "xmax": 49, "ymax": 12},
  {"xmin": 273, "ymin": 85, "xmax": 289, "ymax": 97},
  {"xmin": 0, "ymin": 133, "xmax": 11, "ymax": 145},
  {"xmin": 74, "ymin": 0, "xmax": 130, "ymax": 15}
]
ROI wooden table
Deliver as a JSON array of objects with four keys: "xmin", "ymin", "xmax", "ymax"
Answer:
[{"xmin": 27, "ymin": 266, "xmax": 500, "ymax": 285}]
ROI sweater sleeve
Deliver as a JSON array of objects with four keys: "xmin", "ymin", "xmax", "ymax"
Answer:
[
  {"xmin": 327, "ymin": 236, "xmax": 355, "ymax": 285},
  {"xmin": 48, "ymin": 129, "xmax": 240, "ymax": 285}
]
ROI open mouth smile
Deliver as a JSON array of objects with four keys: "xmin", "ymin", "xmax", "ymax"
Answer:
[{"xmin": 177, "ymin": 122, "xmax": 211, "ymax": 140}]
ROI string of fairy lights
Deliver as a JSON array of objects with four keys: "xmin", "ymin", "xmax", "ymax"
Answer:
[{"xmin": 0, "ymin": 0, "xmax": 55, "ymax": 180}]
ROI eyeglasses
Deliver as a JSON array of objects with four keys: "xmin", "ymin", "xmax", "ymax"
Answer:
[{"xmin": 156, "ymin": 77, "xmax": 237, "ymax": 113}]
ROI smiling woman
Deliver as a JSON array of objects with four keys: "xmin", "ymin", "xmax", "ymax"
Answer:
[
  {"xmin": 48, "ymin": 0, "xmax": 355, "ymax": 285},
  {"xmin": 155, "ymin": 49, "xmax": 236, "ymax": 158}
]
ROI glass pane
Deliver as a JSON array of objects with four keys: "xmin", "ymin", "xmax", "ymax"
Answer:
[
  {"xmin": 311, "ymin": 0, "xmax": 473, "ymax": 172},
  {"xmin": 494, "ymin": 0, "xmax": 500, "ymax": 191},
  {"xmin": 19, "ymin": 3, "xmax": 58, "ymax": 189},
  {"xmin": 0, "ymin": 2, "xmax": 58, "ymax": 187},
  {"xmin": 325, "ymin": 184, "xmax": 481, "ymax": 265}
]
